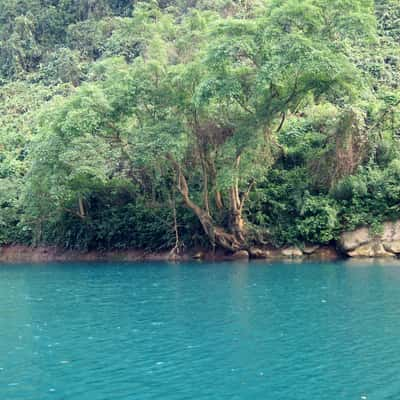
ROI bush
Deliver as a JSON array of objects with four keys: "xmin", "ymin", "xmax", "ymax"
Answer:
[
  {"xmin": 333, "ymin": 165, "xmax": 400, "ymax": 231},
  {"xmin": 248, "ymin": 168, "xmax": 339, "ymax": 245},
  {"xmin": 37, "ymin": 181, "xmax": 207, "ymax": 251}
]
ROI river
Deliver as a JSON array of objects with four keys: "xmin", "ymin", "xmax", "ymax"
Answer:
[{"xmin": 1, "ymin": 260, "xmax": 399, "ymax": 399}]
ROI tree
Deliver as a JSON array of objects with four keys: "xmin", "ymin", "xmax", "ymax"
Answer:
[
  {"xmin": 125, "ymin": 1, "xmax": 372, "ymax": 251},
  {"xmin": 29, "ymin": 1, "xmax": 375, "ymax": 251}
]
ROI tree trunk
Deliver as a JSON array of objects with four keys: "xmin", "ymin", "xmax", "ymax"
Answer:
[
  {"xmin": 168, "ymin": 154, "xmax": 251, "ymax": 252},
  {"xmin": 228, "ymin": 155, "xmax": 247, "ymax": 242},
  {"xmin": 176, "ymin": 167, "xmax": 244, "ymax": 251},
  {"xmin": 229, "ymin": 185, "xmax": 246, "ymax": 243},
  {"xmin": 78, "ymin": 197, "xmax": 85, "ymax": 218},
  {"xmin": 215, "ymin": 190, "xmax": 224, "ymax": 209}
]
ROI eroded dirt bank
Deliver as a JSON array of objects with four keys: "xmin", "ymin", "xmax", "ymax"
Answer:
[{"xmin": 0, "ymin": 244, "xmax": 340, "ymax": 263}]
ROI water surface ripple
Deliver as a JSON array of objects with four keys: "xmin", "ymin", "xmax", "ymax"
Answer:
[{"xmin": 1, "ymin": 260, "xmax": 400, "ymax": 399}]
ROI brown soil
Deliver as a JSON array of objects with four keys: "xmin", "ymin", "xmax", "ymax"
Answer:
[{"xmin": 0, "ymin": 244, "xmax": 342, "ymax": 263}]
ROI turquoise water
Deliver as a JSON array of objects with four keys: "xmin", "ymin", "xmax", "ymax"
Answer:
[{"xmin": 1, "ymin": 261, "xmax": 400, "ymax": 399}]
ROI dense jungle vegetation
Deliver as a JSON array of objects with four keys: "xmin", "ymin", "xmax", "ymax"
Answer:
[{"xmin": 0, "ymin": 0, "xmax": 399, "ymax": 252}]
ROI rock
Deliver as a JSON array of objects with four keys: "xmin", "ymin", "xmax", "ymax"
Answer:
[
  {"xmin": 231, "ymin": 250, "xmax": 249, "ymax": 260},
  {"xmin": 192, "ymin": 252, "xmax": 205, "ymax": 260},
  {"xmin": 382, "ymin": 221, "xmax": 400, "ymax": 242},
  {"xmin": 303, "ymin": 245, "xmax": 320, "ymax": 255},
  {"xmin": 339, "ymin": 219, "xmax": 400, "ymax": 257},
  {"xmin": 281, "ymin": 246, "xmax": 303, "ymax": 257},
  {"xmin": 249, "ymin": 247, "xmax": 271, "ymax": 259},
  {"xmin": 309, "ymin": 246, "xmax": 340, "ymax": 260},
  {"xmin": 348, "ymin": 242, "xmax": 394, "ymax": 258},
  {"xmin": 383, "ymin": 240, "xmax": 400, "ymax": 254},
  {"xmin": 339, "ymin": 227, "xmax": 371, "ymax": 251}
]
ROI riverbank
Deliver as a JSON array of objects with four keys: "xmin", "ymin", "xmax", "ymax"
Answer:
[
  {"xmin": 4, "ymin": 218, "xmax": 400, "ymax": 262},
  {"xmin": 0, "ymin": 244, "xmax": 341, "ymax": 263}
]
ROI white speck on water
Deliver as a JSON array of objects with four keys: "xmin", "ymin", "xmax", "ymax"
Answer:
[
  {"xmin": 60, "ymin": 360, "xmax": 69, "ymax": 364},
  {"xmin": 8, "ymin": 383, "xmax": 19, "ymax": 387},
  {"xmin": 321, "ymin": 299, "xmax": 327, "ymax": 303},
  {"xmin": 88, "ymin": 336, "xmax": 94, "ymax": 340},
  {"xmin": 151, "ymin": 322, "xmax": 163, "ymax": 326},
  {"xmin": 49, "ymin": 388, "xmax": 56, "ymax": 392},
  {"xmin": 361, "ymin": 396, "xmax": 367, "ymax": 400},
  {"xmin": 259, "ymin": 372, "xmax": 264, "ymax": 376},
  {"xmin": 0, "ymin": 368, "xmax": 4, "ymax": 371},
  {"xmin": 156, "ymin": 362, "xmax": 164, "ymax": 365}
]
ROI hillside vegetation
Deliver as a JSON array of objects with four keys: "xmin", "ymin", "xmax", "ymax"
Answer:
[{"xmin": 0, "ymin": 0, "xmax": 399, "ymax": 252}]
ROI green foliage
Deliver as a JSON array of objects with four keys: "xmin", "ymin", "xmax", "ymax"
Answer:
[
  {"xmin": 249, "ymin": 168, "xmax": 339, "ymax": 245},
  {"xmin": 1, "ymin": 0, "xmax": 400, "ymax": 251},
  {"xmin": 38, "ymin": 48, "xmax": 87, "ymax": 85},
  {"xmin": 332, "ymin": 163, "xmax": 400, "ymax": 230},
  {"xmin": 0, "ymin": 80, "xmax": 73, "ymax": 244}
]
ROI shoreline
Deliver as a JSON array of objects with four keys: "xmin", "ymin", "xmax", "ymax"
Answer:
[
  {"xmin": 2, "ymin": 222, "xmax": 400, "ymax": 265},
  {"xmin": 2, "ymin": 245, "xmax": 400, "ymax": 264},
  {"xmin": 0, "ymin": 244, "xmax": 342, "ymax": 263}
]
